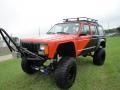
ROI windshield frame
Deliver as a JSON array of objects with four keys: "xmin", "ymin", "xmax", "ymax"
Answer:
[{"xmin": 47, "ymin": 22, "xmax": 80, "ymax": 35}]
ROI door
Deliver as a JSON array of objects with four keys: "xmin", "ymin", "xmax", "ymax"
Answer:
[
  {"xmin": 76, "ymin": 23, "xmax": 91, "ymax": 56},
  {"xmin": 89, "ymin": 25, "xmax": 99, "ymax": 49}
]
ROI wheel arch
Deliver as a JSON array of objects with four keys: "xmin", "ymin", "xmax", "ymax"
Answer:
[
  {"xmin": 97, "ymin": 38, "xmax": 106, "ymax": 48},
  {"xmin": 100, "ymin": 40, "xmax": 106, "ymax": 48},
  {"xmin": 55, "ymin": 42, "xmax": 76, "ymax": 58}
]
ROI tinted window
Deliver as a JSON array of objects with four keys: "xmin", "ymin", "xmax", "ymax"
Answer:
[
  {"xmin": 90, "ymin": 25, "xmax": 98, "ymax": 35},
  {"xmin": 81, "ymin": 25, "xmax": 90, "ymax": 35}
]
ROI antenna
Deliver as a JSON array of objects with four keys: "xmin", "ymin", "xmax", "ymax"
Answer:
[{"xmin": 38, "ymin": 27, "xmax": 40, "ymax": 36}]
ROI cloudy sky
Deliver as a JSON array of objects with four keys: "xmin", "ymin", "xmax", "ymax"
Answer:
[{"xmin": 0, "ymin": 0, "xmax": 120, "ymax": 37}]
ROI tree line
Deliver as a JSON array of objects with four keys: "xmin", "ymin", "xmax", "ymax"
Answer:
[{"xmin": 105, "ymin": 26, "xmax": 120, "ymax": 36}]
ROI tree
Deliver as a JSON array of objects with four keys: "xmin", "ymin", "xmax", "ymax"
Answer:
[{"xmin": 117, "ymin": 27, "xmax": 120, "ymax": 33}]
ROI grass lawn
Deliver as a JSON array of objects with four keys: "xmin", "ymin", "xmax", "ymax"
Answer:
[{"xmin": 0, "ymin": 37, "xmax": 120, "ymax": 90}]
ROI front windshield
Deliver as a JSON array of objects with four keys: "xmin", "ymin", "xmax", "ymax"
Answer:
[{"xmin": 47, "ymin": 23, "xmax": 80, "ymax": 34}]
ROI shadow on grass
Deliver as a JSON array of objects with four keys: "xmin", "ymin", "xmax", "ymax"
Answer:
[
  {"xmin": 16, "ymin": 56, "xmax": 94, "ymax": 90},
  {"xmin": 30, "ymin": 57, "xmax": 93, "ymax": 89},
  {"xmin": 76, "ymin": 56, "xmax": 93, "ymax": 66}
]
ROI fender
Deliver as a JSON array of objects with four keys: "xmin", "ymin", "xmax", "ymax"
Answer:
[{"xmin": 48, "ymin": 41, "xmax": 76, "ymax": 59}]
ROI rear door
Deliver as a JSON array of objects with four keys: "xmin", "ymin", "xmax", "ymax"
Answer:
[{"xmin": 89, "ymin": 25, "xmax": 99, "ymax": 50}]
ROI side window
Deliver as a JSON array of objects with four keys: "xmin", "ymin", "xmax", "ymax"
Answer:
[
  {"xmin": 90, "ymin": 25, "xmax": 98, "ymax": 35},
  {"xmin": 98, "ymin": 26, "xmax": 104, "ymax": 36},
  {"xmin": 81, "ymin": 24, "xmax": 90, "ymax": 35}
]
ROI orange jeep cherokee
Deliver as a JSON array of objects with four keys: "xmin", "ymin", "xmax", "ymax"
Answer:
[{"xmin": 0, "ymin": 17, "xmax": 106, "ymax": 89}]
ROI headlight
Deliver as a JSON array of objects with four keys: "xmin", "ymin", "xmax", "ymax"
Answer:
[
  {"xmin": 38, "ymin": 44, "xmax": 48, "ymax": 55},
  {"xmin": 40, "ymin": 44, "xmax": 46, "ymax": 50}
]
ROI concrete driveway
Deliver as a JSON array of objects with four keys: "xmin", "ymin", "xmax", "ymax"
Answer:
[{"xmin": 0, "ymin": 54, "xmax": 13, "ymax": 62}]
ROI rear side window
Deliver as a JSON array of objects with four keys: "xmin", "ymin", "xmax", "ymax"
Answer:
[
  {"xmin": 98, "ymin": 26, "xmax": 104, "ymax": 36},
  {"xmin": 90, "ymin": 25, "xmax": 98, "ymax": 35},
  {"xmin": 81, "ymin": 25, "xmax": 90, "ymax": 35}
]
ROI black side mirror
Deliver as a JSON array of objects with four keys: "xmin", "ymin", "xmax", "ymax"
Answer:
[{"xmin": 79, "ymin": 32, "xmax": 87, "ymax": 36}]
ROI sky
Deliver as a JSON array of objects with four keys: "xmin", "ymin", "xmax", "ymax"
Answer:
[{"xmin": 0, "ymin": 0, "xmax": 120, "ymax": 38}]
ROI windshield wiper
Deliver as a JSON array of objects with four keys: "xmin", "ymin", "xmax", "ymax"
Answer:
[{"xmin": 57, "ymin": 32, "xmax": 69, "ymax": 34}]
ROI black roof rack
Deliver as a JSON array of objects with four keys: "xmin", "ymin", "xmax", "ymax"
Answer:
[{"xmin": 63, "ymin": 17, "xmax": 98, "ymax": 23}]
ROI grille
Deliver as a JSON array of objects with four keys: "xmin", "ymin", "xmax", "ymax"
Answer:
[{"xmin": 21, "ymin": 42, "xmax": 40, "ymax": 53}]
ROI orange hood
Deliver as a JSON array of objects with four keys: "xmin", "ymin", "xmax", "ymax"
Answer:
[{"xmin": 21, "ymin": 34, "xmax": 76, "ymax": 43}]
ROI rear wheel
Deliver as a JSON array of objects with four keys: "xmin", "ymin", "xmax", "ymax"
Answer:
[
  {"xmin": 21, "ymin": 59, "xmax": 37, "ymax": 74},
  {"xmin": 93, "ymin": 48, "xmax": 106, "ymax": 65},
  {"xmin": 54, "ymin": 57, "xmax": 77, "ymax": 89}
]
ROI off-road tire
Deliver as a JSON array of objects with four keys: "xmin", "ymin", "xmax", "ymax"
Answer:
[
  {"xmin": 93, "ymin": 48, "xmax": 106, "ymax": 65},
  {"xmin": 54, "ymin": 57, "xmax": 77, "ymax": 89},
  {"xmin": 21, "ymin": 59, "xmax": 37, "ymax": 74}
]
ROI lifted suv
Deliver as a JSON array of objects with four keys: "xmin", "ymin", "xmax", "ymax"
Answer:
[
  {"xmin": 19, "ymin": 17, "xmax": 106, "ymax": 89},
  {"xmin": 16, "ymin": 17, "xmax": 106, "ymax": 89}
]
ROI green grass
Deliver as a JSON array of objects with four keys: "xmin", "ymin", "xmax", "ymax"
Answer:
[{"xmin": 0, "ymin": 37, "xmax": 120, "ymax": 90}]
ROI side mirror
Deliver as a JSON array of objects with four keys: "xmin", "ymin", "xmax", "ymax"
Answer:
[{"xmin": 79, "ymin": 32, "xmax": 87, "ymax": 36}]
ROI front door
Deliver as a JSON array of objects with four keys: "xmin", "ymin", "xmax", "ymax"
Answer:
[{"xmin": 76, "ymin": 22, "xmax": 91, "ymax": 56}]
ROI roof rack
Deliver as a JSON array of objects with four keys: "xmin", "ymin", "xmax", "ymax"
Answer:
[{"xmin": 63, "ymin": 17, "xmax": 98, "ymax": 23}]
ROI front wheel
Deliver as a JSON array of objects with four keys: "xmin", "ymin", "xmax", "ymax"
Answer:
[
  {"xmin": 54, "ymin": 57, "xmax": 77, "ymax": 89},
  {"xmin": 21, "ymin": 59, "xmax": 37, "ymax": 74}
]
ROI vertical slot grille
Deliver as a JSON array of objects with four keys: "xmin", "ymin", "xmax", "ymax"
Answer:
[{"xmin": 21, "ymin": 42, "xmax": 39, "ymax": 53}]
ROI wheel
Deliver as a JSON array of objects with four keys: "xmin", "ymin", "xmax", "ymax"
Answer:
[
  {"xmin": 93, "ymin": 48, "xmax": 106, "ymax": 65},
  {"xmin": 54, "ymin": 57, "xmax": 77, "ymax": 89},
  {"xmin": 21, "ymin": 58, "xmax": 37, "ymax": 74}
]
